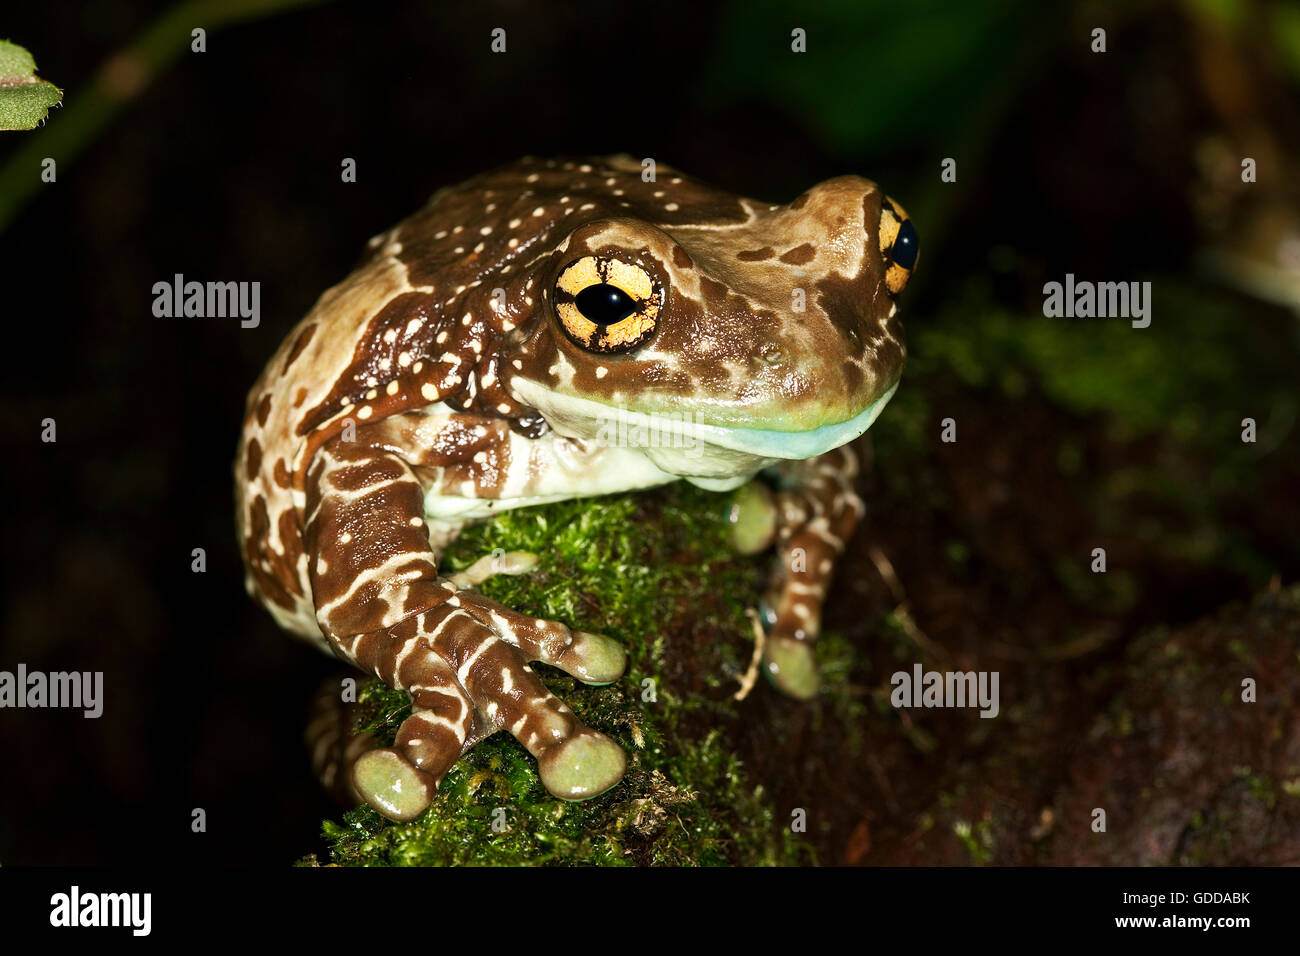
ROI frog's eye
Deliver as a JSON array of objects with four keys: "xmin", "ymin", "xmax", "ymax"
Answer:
[
  {"xmin": 878, "ymin": 196, "xmax": 919, "ymax": 296},
  {"xmin": 554, "ymin": 255, "xmax": 662, "ymax": 353}
]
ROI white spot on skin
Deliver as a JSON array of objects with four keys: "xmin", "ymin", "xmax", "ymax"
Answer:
[
  {"xmin": 436, "ymin": 331, "xmax": 448, "ymax": 344},
  {"xmin": 497, "ymin": 403, "xmax": 512, "ymax": 414},
  {"xmin": 595, "ymin": 366, "xmax": 608, "ymax": 379},
  {"xmin": 386, "ymin": 381, "xmax": 400, "ymax": 396},
  {"xmin": 357, "ymin": 406, "xmax": 373, "ymax": 419},
  {"xmin": 398, "ymin": 352, "xmax": 412, "ymax": 367},
  {"xmin": 665, "ymin": 202, "xmax": 679, "ymax": 211},
  {"xmin": 532, "ymin": 207, "xmax": 545, "ymax": 217},
  {"xmin": 421, "ymin": 383, "xmax": 439, "ymax": 401},
  {"xmin": 479, "ymin": 226, "xmax": 493, "ymax": 236},
  {"xmin": 384, "ymin": 328, "xmax": 399, "ymax": 344},
  {"xmin": 508, "ymin": 218, "xmax": 521, "ymax": 229}
]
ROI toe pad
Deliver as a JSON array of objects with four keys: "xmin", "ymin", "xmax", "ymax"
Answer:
[{"xmin": 538, "ymin": 732, "xmax": 626, "ymax": 800}]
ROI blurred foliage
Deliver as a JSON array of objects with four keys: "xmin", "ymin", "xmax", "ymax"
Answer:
[{"xmin": 703, "ymin": 0, "xmax": 1050, "ymax": 163}]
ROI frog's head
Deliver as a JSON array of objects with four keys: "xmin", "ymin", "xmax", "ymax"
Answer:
[{"xmin": 502, "ymin": 161, "xmax": 916, "ymax": 482}]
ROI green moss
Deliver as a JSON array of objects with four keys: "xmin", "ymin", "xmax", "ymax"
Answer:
[
  {"xmin": 911, "ymin": 281, "xmax": 1294, "ymax": 460},
  {"xmin": 311, "ymin": 482, "xmax": 803, "ymax": 866}
]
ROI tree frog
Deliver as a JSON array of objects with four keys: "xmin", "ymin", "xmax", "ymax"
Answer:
[{"xmin": 236, "ymin": 156, "xmax": 917, "ymax": 821}]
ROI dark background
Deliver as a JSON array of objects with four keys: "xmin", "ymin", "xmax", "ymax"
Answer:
[{"xmin": 2, "ymin": 0, "xmax": 1298, "ymax": 865}]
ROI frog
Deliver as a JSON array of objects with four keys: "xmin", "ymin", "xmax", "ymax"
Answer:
[{"xmin": 236, "ymin": 155, "xmax": 917, "ymax": 822}]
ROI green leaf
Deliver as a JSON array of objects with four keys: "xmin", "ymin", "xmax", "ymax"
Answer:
[{"xmin": 0, "ymin": 39, "xmax": 63, "ymax": 131}]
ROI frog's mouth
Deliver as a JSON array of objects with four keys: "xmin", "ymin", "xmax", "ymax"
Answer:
[{"xmin": 509, "ymin": 378, "xmax": 898, "ymax": 464}]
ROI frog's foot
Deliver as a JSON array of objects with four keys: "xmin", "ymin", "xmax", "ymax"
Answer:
[
  {"xmin": 755, "ymin": 447, "xmax": 865, "ymax": 700},
  {"xmin": 341, "ymin": 596, "xmax": 628, "ymax": 821},
  {"xmin": 726, "ymin": 481, "xmax": 778, "ymax": 555},
  {"xmin": 446, "ymin": 550, "xmax": 539, "ymax": 589},
  {"xmin": 306, "ymin": 675, "xmax": 385, "ymax": 810}
]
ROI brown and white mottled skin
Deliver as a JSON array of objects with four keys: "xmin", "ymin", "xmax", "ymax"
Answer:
[{"xmin": 236, "ymin": 155, "xmax": 917, "ymax": 821}]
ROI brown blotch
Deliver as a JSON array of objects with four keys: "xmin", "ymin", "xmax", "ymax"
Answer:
[
  {"xmin": 294, "ymin": 387, "xmax": 308, "ymax": 407},
  {"xmin": 256, "ymin": 393, "xmax": 273, "ymax": 427},
  {"xmin": 736, "ymin": 247, "xmax": 775, "ymax": 262},
  {"xmin": 245, "ymin": 438, "xmax": 263, "ymax": 481},
  {"xmin": 672, "ymin": 246, "xmax": 694, "ymax": 269},
  {"xmin": 789, "ymin": 193, "xmax": 810, "ymax": 210},
  {"xmin": 297, "ymin": 291, "xmax": 445, "ymax": 437},
  {"xmin": 243, "ymin": 495, "xmax": 302, "ymax": 609},
  {"xmin": 281, "ymin": 323, "xmax": 317, "ymax": 375},
  {"xmin": 273, "ymin": 458, "xmax": 292, "ymax": 488},
  {"xmin": 277, "ymin": 506, "xmax": 304, "ymax": 571},
  {"xmin": 779, "ymin": 243, "xmax": 816, "ymax": 265}
]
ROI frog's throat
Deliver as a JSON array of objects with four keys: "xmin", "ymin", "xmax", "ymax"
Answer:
[{"xmin": 508, "ymin": 380, "xmax": 899, "ymax": 461}]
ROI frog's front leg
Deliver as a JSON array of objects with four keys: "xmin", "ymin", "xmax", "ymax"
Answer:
[
  {"xmin": 303, "ymin": 428, "xmax": 627, "ymax": 820},
  {"xmin": 733, "ymin": 445, "xmax": 864, "ymax": 700}
]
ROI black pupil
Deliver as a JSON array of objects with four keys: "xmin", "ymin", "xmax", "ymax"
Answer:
[
  {"xmin": 575, "ymin": 284, "xmax": 638, "ymax": 325},
  {"xmin": 890, "ymin": 218, "xmax": 919, "ymax": 269}
]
